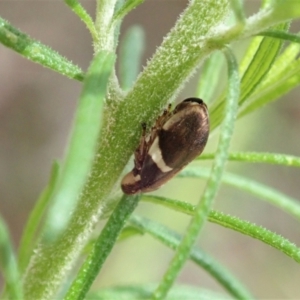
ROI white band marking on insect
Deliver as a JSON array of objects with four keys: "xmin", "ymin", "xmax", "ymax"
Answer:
[
  {"xmin": 148, "ymin": 137, "xmax": 173, "ymax": 172},
  {"xmin": 134, "ymin": 174, "xmax": 141, "ymax": 182}
]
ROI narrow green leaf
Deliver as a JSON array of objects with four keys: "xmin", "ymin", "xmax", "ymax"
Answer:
[
  {"xmin": 229, "ymin": 0, "xmax": 246, "ymax": 25},
  {"xmin": 196, "ymin": 51, "xmax": 224, "ymax": 104},
  {"xmin": 153, "ymin": 47, "xmax": 240, "ymax": 300},
  {"xmin": 0, "ymin": 217, "xmax": 22, "ymax": 300},
  {"xmin": 23, "ymin": 51, "xmax": 115, "ymax": 300},
  {"xmin": 0, "ymin": 17, "xmax": 84, "ymax": 81},
  {"xmin": 259, "ymin": 30, "xmax": 300, "ymax": 43},
  {"xmin": 239, "ymin": 31, "xmax": 285, "ymax": 103},
  {"xmin": 239, "ymin": 60, "xmax": 300, "ymax": 117},
  {"xmin": 64, "ymin": 0, "xmax": 98, "ymax": 42},
  {"xmin": 237, "ymin": 39, "xmax": 300, "ymax": 117},
  {"xmin": 18, "ymin": 162, "xmax": 60, "ymax": 273},
  {"xmin": 119, "ymin": 26, "xmax": 145, "ymax": 91},
  {"xmin": 239, "ymin": 36, "xmax": 263, "ymax": 78},
  {"xmin": 141, "ymin": 196, "xmax": 300, "ymax": 264},
  {"xmin": 142, "ymin": 194, "xmax": 196, "ymax": 216},
  {"xmin": 118, "ymin": 226, "xmax": 142, "ymax": 241},
  {"xmin": 210, "ymin": 22, "xmax": 288, "ymax": 131},
  {"xmin": 129, "ymin": 215, "xmax": 253, "ymax": 300},
  {"xmin": 43, "ymin": 51, "xmax": 115, "ymax": 242},
  {"xmin": 210, "ymin": 210, "xmax": 300, "ymax": 263},
  {"xmin": 239, "ymin": 41, "xmax": 300, "ymax": 117},
  {"xmin": 199, "ymin": 152, "xmax": 300, "ymax": 167},
  {"xmin": 180, "ymin": 167, "xmax": 300, "ymax": 222},
  {"xmin": 112, "ymin": 0, "xmax": 144, "ymax": 23},
  {"xmin": 64, "ymin": 194, "xmax": 140, "ymax": 300},
  {"xmin": 258, "ymin": 41, "xmax": 300, "ymax": 88},
  {"xmin": 87, "ymin": 285, "xmax": 233, "ymax": 300}
]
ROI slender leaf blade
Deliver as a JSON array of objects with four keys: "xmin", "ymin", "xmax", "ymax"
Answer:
[
  {"xmin": 0, "ymin": 17, "xmax": 84, "ymax": 81},
  {"xmin": 0, "ymin": 217, "xmax": 22, "ymax": 300},
  {"xmin": 44, "ymin": 51, "xmax": 115, "ymax": 241}
]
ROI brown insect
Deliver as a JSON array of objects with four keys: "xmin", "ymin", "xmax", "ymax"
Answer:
[{"xmin": 121, "ymin": 98, "xmax": 210, "ymax": 194}]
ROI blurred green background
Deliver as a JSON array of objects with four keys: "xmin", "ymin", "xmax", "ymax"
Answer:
[{"xmin": 0, "ymin": 1, "xmax": 299, "ymax": 298}]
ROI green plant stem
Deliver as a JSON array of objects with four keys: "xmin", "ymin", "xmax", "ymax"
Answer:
[
  {"xmin": 18, "ymin": 162, "xmax": 60, "ymax": 273},
  {"xmin": 20, "ymin": 1, "xmax": 300, "ymax": 299},
  {"xmin": 22, "ymin": 2, "xmax": 231, "ymax": 299},
  {"xmin": 94, "ymin": 0, "xmax": 118, "ymax": 52},
  {"xmin": 152, "ymin": 47, "xmax": 240, "ymax": 300}
]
